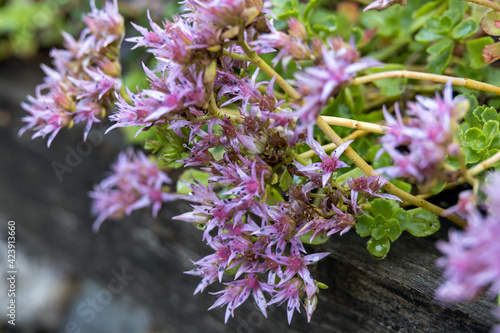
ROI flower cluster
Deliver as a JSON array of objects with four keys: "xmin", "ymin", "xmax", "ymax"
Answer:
[
  {"xmin": 288, "ymin": 39, "xmax": 379, "ymax": 137},
  {"xmin": 252, "ymin": 17, "xmax": 312, "ymax": 68},
  {"xmin": 436, "ymin": 172, "xmax": 500, "ymax": 302},
  {"xmin": 174, "ymin": 136, "xmax": 399, "ymax": 323},
  {"xmin": 89, "ymin": 149, "xmax": 176, "ymax": 232},
  {"xmin": 94, "ymin": 0, "xmax": 398, "ymax": 323},
  {"xmin": 19, "ymin": 0, "xmax": 500, "ymax": 329},
  {"xmin": 19, "ymin": 0, "xmax": 124, "ymax": 147},
  {"xmin": 378, "ymin": 83, "xmax": 463, "ymax": 183}
]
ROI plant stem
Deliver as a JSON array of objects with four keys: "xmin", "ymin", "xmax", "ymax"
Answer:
[
  {"xmin": 343, "ymin": 129, "xmax": 370, "ymax": 141},
  {"xmin": 299, "ymin": 129, "xmax": 368, "ymax": 159},
  {"xmin": 294, "ymin": 152, "xmax": 310, "ymax": 165},
  {"xmin": 257, "ymin": 85, "xmax": 286, "ymax": 101},
  {"xmin": 468, "ymin": 150, "xmax": 500, "ymax": 176},
  {"xmin": 208, "ymin": 93, "xmax": 244, "ymax": 123},
  {"xmin": 222, "ymin": 49, "xmax": 252, "ymax": 62},
  {"xmin": 351, "ymin": 70, "xmax": 500, "ymax": 96},
  {"xmin": 237, "ymin": 40, "xmax": 466, "ymax": 226},
  {"xmin": 463, "ymin": 0, "xmax": 500, "ymax": 11},
  {"xmin": 322, "ymin": 116, "xmax": 388, "ymax": 134},
  {"xmin": 316, "ymin": 116, "xmax": 467, "ymax": 227},
  {"xmin": 300, "ymin": 143, "xmax": 337, "ymax": 159}
]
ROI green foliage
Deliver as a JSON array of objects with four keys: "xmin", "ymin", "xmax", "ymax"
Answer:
[
  {"xmin": 410, "ymin": 0, "xmax": 482, "ymax": 74},
  {"xmin": 451, "ymin": 18, "xmax": 478, "ymax": 40},
  {"xmin": 299, "ymin": 231, "xmax": 329, "ymax": 245},
  {"xmin": 466, "ymin": 37, "xmax": 495, "ymax": 69},
  {"xmin": 145, "ymin": 126, "xmax": 189, "ymax": 168},
  {"xmin": 356, "ymin": 198, "xmax": 440, "ymax": 258},
  {"xmin": 266, "ymin": 185, "xmax": 285, "ymax": 205},
  {"xmin": 405, "ymin": 208, "xmax": 440, "ymax": 237},
  {"xmin": 461, "ymin": 106, "xmax": 500, "ymax": 165},
  {"xmin": 391, "ymin": 180, "xmax": 412, "ymax": 193},
  {"xmin": 355, "ymin": 198, "xmax": 406, "ymax": 259},
  {"xmin": 0, "ymin": 0, "xmax": 76, "ymax": 60},
  {"xmin": 336, "ymin": 167, "xmax": 364, "ymax": 185},
  {"xmin": 427, "ymin": 38, "xmax": 454, "ymax": 75},
  {"xmin": 271, "ymin": 0, "xmax": 300, "ymax": 20},
  {"xmin": 177, "ymin": 169, "xmax": 210, "ymax": 195},
  {"xmin": 279, "ymin": 169, "xmax": 293, "ymax": 191},
  {"xmin": 365, "ymin": 64, "xmax": 407, "ymax": 97},
  {"xmin": 366, "ymin": 145, "xmax": 392, "ymax": 169}
]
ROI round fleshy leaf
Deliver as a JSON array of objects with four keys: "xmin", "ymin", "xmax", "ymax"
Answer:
[
  {"xmin": 367, "ymin": 236, "xmax": 390, "ymax": 259},
  {"xmin": 370, "ymin": 215, "xmax": 388, "ymax": 240},
  {"xmin": 406, "ymin": 208, "xmax": 440, "ymax": 237},
  {"xmin": 482, "ymin": 11, "xmax": 500, "ymax": 36}
]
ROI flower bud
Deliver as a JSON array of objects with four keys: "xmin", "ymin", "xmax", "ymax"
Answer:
[
  {"xmin": 222, "ymin": 26, "xmax": 240, "ymax": 40},
  {"xmin": 287, "ymin": 18, "xmax": 307, "ymax": 41},
  {"xmin": 98, "ymin": 59, "xmax": 121, "ymax": 77},
  {"xmin": 304, "ymin": 295, "xmax": 318, "ymax": 323},
  {"xmin": 242, "ymin": 7, "xmax": 261, "ymax": 27},
  {"xmin": 204, "ymin": 60, "xmax": 217, "ymax": 84}
]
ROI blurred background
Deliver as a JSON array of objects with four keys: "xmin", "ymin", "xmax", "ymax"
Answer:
[{"xmin": 0, "ymin": 1, "xmax": 498, "ymax": 332}]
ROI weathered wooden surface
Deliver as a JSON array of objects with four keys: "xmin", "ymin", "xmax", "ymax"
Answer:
[{"xmin": 0, "ymin": 57, "xmax": 497, "ymax": 332}]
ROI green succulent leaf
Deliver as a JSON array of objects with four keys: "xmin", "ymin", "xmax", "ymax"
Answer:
[
  {"xmin": 177, "ymin": 169, "xmax": 210, "ymax": 195},
  {"xmin": 464, "ymin": 127, "xmax": 488, "ymax": 152},
  {"xmin": 370, "ymin": 215, "xmax": 389, "ymax": 240},
  {"xmin": 451, "ymin": 18, "xmax": 478, "ymax": 40},
  {"xmin": 299, "ymin": 231, "xmax": 329, "ymax": 245},
  {"xmin": 370, "ymin": 198, "xmax": 395, "ymax": 219},
  {"xmin": 444, "ymin": 0, "xmax": 466, "ymax": 26},
  {"xmin": 427, "ymin": 38, "xmax": 454, "ymax": 74},
  {"xmin": 391, "ymin": 180, "xmax": 412, "ymax": 193},
  {"xmin": 367, "ymin": 236, "xmax": 391, "ymax": 259},
  {"xmin": 406, "ymin": 208, "xmax": 440, "ymax": 237},
  {"xmin": 483, "ymin": 120, "xmax": 499, "ymax": 143},
  {"xmin": 462, "ymin": 147, "xmax": 482, "ymax": 164},
  {"xmin": 336, "ymin": 167, "xmax": 364, "ymax": 185},
  {"xmin": 356, "ymin": 215, "xmax": 374, "ymax": 237},
  {"xmin": 279, "ymin": 169, "xmax": 293, "ymax": 191},
  {"xmin": 481, "ymin": 106, "xmax": 500, "ymax": 123},
  {"xmin": 387, "ymin": 218, "xmax": 403, "ymax": 242},
  {"xmin": 415, "ymin": 0, "xmax": 442, "ymax": 18},
  {"xmin": 311, "ymin": 15, "xmax": 338, "ymax": 34},
  {"xmin": 466, "ymin": 37, "xmax": 495, "ymax": 69},
  {"xmin": 415, "ymin": 18, "xmax": 447, "ymax": 42},
  {"xmin": 266, "ymin": 186, "xmax": 285, "ymax": 205},
  {"xmin": 430, "ymin": 181, "xmax": 447, "ymax": 195},
  {"xmin": 365, "ymin": 64, "xmax": 407, "ymax": 97},
  {"xmin": 271, "ymin": 0, "xmax": 299, "ymax": 19},
  {"xmin": 392, "ymin": 208, "xmax": 409, "ymax": 230},
  {"xmin": 486, "ymin": 149, "xmax": 500, "ymax": 171}
]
